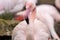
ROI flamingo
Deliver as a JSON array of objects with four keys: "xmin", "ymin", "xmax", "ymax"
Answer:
[
  {"xmin": 0, "ymin": 0, "xmax": 26, "ymax": 14},
  {"xmin": 12, "ymin": 8, "xmax": 52, "ymax": 40},
  {"xmin": 55, "ymin": 0, "xmax": 60, "ymax": 9},
  {"xmin": 0, "ymin": 0, "xmax": 37, "ymax": 14},
  {"xmin": 36, "ymin": 5, "xmax": 60, "ymax": 39},
  {"xmin": 15, "ymin": 4, "xmax": 60, "ymax": 40}
]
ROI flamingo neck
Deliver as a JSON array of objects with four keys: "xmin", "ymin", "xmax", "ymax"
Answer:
[
  {"xmin": 25, "ymin": 8, "xmax": 31, "ymax": 19},
  {"xmin": 28, "ymin": 8, "xmax": 36, "ymax": 23},
  {"xmin": 25, "ymin": 8, "xmax": 36, "ymax": 24}
]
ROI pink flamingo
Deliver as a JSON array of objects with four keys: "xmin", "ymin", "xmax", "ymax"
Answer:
[
  {"xmin": 14, "ymin": 4, "xmax": 60, "ymax": 40},
  {"xmin": 12, "ymin": 8, "xmax": 52, "ymax": 40}
]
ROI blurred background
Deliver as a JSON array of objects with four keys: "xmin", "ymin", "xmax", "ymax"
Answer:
[
  {"xmin": 0, "ymin": 0, "xmax": 60, "ymax": 40},
  {"xmin": 38, "ymin": 0, "xmax": 54, "ymax": 4}
]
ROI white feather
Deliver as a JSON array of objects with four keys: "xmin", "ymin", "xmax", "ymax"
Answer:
[
  {"xmin": 15, "ymin": 4, "xmax": 60, "ymax": 40},
  {"xmin": 12, "ymin": 19, "xmax": 51, "ymax": 40}
]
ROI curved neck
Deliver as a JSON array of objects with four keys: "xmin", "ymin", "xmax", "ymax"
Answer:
[
  {"xmin": 28, "ymin": 8, "xmax": 36, "ymax": 23},
  {"xmin": 25, "ymin": 9, "xmax": 36, "ymax": 24}
]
